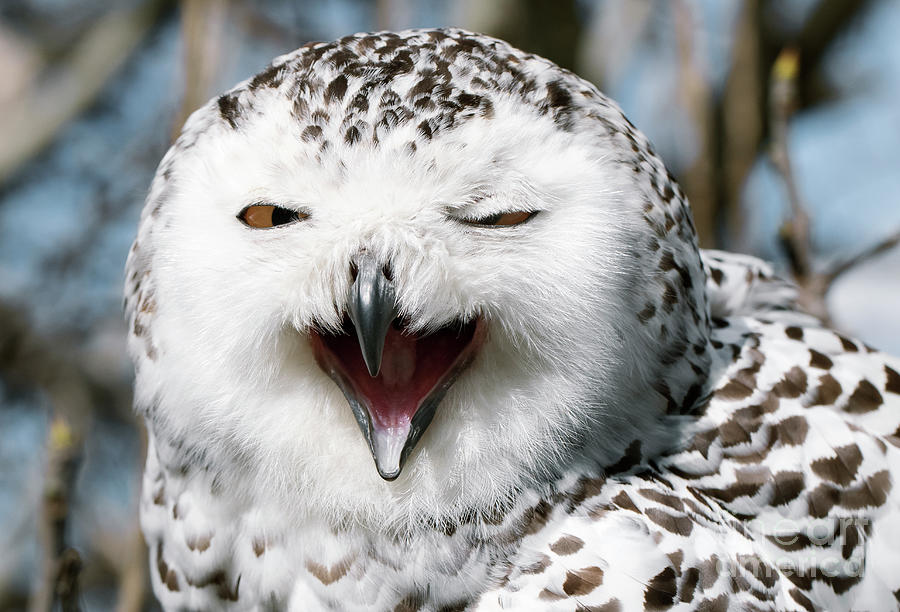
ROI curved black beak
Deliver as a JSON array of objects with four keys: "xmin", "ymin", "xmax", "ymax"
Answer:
[
  {"xmin": 346, "ymin": 252, "xmax": 398, "ymax": 377},
  {"xmin": 311, "ymin": 256, "xmax": 482, "ymax": 481}
]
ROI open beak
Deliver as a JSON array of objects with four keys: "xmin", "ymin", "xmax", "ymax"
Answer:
[{"xmin": 310, "ymin": 253, "xmax": 483, "ymax": 480}]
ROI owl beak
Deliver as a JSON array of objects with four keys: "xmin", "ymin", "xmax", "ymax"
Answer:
[
  {"xmin": 310, "ymin": 253, "xmax": 483, "ymax": 482},
  {"xmin": 346, "ymin": 253, "xmax": 398, "ymax": 377}
]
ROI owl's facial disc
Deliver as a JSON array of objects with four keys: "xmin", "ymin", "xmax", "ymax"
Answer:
[{"xmin": 310, "ymin": 255, "xmax": 484, "ymax": 480}]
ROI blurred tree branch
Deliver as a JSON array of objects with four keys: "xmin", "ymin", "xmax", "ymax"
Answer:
[
  {"xmin": 674, "ymin": 0, "xmax": 716, "ymax": 247},
  {"xmin": 0, "ymin": 0, "xmax": 172, "ymax": 184},
  {"xmin": 719, "ymin": 0, "xmax": 763, "ymax": 248},
  {"xmin": 826, "ymin": 230, "xmax": 900, "ymax": 285},
  {"xmin": 758, "ymin": 0, "xmax": 874, "ymax": 130},
  {"xmin": 172, "ymin": 0, "xmax": 229, "ymax": 137},
  {"xmin": 770, "ymin": 48, "xmax": 900, "ymax": 324},
  {"xmin": 0, "ymin": 300, "xmax": 135, "ymax": 610},
  {"xmin": 680, "ymin": 0, "xmax": 875, "ymax": 249},
  {"xmin": 30, "ymin": 418, "xmax": 84, "ymax": 612}
]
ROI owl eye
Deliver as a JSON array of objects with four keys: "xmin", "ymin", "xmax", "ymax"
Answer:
[
  {"xmin": 462, "ymin": 211, "xmax": 537, "ymax": 227},
  {"xmin": 238, "ymin": 204, "xmax": 308, "ymax": 229}
]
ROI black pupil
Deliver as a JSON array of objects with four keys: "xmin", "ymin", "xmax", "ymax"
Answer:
[
  {"xmin": 475, "ymin": 213, "xmax": 502, "ymax": 225},
  {"xmin": 271, "ymin": 206, "xmax": 297, "ymax": 226}
]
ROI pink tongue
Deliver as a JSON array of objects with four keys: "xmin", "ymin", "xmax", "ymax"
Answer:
[
  {"xmin": 330, "ymin": 324, "xmax": 466, "ymax": 430},
  {"xmin": 360, "ymin": 327, "xmax": 421, "ymax": 428},
  {"xmin": 313, "ymin": 319, "xmax": 479, "ymax": 477}
]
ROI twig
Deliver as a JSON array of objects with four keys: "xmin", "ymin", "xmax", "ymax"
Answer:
[
  {"xmin": 0, "ymin": 300, "xmax": 132, "ymax": 610},
  {"xmin": 768, "ymin": 47, "xmax": 900, "ymax": 323},
  {"xmin": 30, "ymin": 417, "xmax": 85, "ymax": 612},
  {"xmin": 768, "ymin": 47, "xmax": 834, "ymax": 323},
  {"xmin": 770, "ymin": 48, "xmax": 813, "ymax": 280},
  {"xmin": 826, "ymin": 229, "xmax": 900, "ymax": 284}
]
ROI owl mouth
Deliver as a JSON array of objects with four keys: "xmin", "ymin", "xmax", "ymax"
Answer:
[{"xmin": 309, "ymin": 254, "xmax": 483, "ymax": 481}]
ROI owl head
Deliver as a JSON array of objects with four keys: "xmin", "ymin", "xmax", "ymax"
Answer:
[{"xmin": 125, "ymin": 29, "xmax": 711, "ymax": 525}]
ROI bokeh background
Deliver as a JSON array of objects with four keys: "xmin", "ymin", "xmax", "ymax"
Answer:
[{"xmin": 1, "ymin": 0, "xmax": 898, "ymax": 609}]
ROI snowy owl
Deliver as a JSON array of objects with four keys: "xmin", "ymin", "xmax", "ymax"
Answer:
[{"xmin": 125, "ymin": 29, "xmax": 900, "ymax": 610}]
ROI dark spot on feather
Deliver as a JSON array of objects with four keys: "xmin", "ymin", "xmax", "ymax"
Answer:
[
  {"xmin": 842, "ymin": 520, "xmax": 861, "ymax": 559},
  {"xmin": 306, "ymin": 556, "xmax": 353, "ymax": 585},
  {"xmin": 790, "ymin": 588, "xmax": 815, "ymax": 612},
  {"xmin": 156, "ymin": 542, "xmax": 180, "ymax": 592},
  {"xmin": 249, "ymin": 63, "xmax": 284, "ymax": 90},
  {"xmin": 538, "ymin": 588, "xmax": 565, "ymax": 601},
  {"xmin": 809, "ymin": 349, "xmax": 833, "ymax": 370},
  {"xmin": 637, "ymin": 489, "xmax": 684, "ymax": 511},
  {"xmin": 611, "ymin": 490, "xmax": 639, "ymax": 513},
  {"xmin": 522, "ymin": 499, "xmax": 552, "ymax": 535},
  {"xmin": 771, "ymin": 367, "xmax": 808, "ymax": 398},
  {"xmin": 645, "ymin": 508, "xmax": 693, "ymax": 536},
  {"xmin": 638, "ymin": 303, "xmax": 656, "ymax": 323},
  {"xmin": 885, "ymin": 365, "xmax": 900, "ymax": 394},
  {"xmin": 562, "ymin": 566, "xmax": 604, "ymax": 595},
  {"xmin": 679, "ymin": 567, "xmax": 700, "ymax": 602},
  {"xmin": 806, "ymin": 374, "xmax": 842, "ymax": 406},
  {"xmin": 606, "ymin": 440, "xmax": 642, "ymax": 474},
  {"xmin": 186, "ymin": 534, "xmax": 211, "ymax": 552},
  {"xmin": 217, "ymin": 94, "xmax": 240, "ymax": 129},
  {"xmin": 394, "ymin": 591, "xmax": 426, "ymax": 612},
  {"xmin": 785, "ymin": 326, "xmax": 803, "ymax": 340},
  {"xmin": 837, "ymin": 334, "xmax": 858, "ymax": 351},
  {"xmin": 775, "ymin": 415, "xmax": 808, "ymax": 446},
  {"xmin": 344, "ymin": 125, "xmax": 361, "ymax": 145},
  {"xmin": 301, "ymin": 125, "xmax": 323, "ymax": 142},
  {"xmin": 814, "ymin": 566, "xmax": 861, "ymax": 596},
  {"xmin": 811, "ymin": 444, "xmax": 863, "ymax": 486},
  {"xmin": 695, "ymin": 594, "xmax": 729, "ymax": 612},
  {"xmin": 717, "ymin": 377, "xmax": 754, "ymax": 401},
  {"xmin": 325, "ymin": 75, "xmax": 348, "ymax": 102},
  {"xmin": 680, "ymin": 382, "xmax": 704, "ymax": 414},
  {"xmin": 845, "ymin": 379, "xmax": 883, "ymax": 413},
  {"xmin": 252, "ymin": 537, "xmax": 266, "ymax": 557},
  {"xmin": 770, "ymin": 471, "xmax": 804, "ymax": 506},
  {"xmin": 703, "ymin": 480, "xmax": 763, "ymax": 504},
  {"xmin": 643, "ymin": 566, "xmax": 677, "ymax": 609},
  {"xmin": 589, "ymin": 599, "xmax": 623, "ymax": 612}
]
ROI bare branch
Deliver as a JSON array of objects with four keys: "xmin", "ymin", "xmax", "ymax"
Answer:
[
  {"xmin": 769, "ymin": 48, "xmax": 813, "ymax": 280},
  {"xmin": 826, "ymin": 229, "xmax": 900, "ymax": 284},
  {"xmin": 29, "ymin": 417, "xmax": 85, "ymax": 612}
]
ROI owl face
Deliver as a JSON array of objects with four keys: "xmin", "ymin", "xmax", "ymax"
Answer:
[{"xmin": 129, "ymin": 30, "xmax": 706, "ymax": 522}]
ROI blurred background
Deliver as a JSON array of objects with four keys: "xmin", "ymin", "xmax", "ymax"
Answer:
[{"xmin": 1, "ymin": 0, "xmax": 898, "ymax": 609}]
